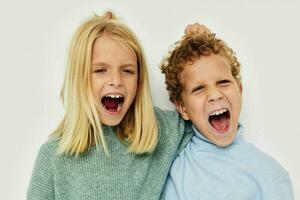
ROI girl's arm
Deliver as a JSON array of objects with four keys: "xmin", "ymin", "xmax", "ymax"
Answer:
[{"xmin": 27, "ymin": 142, "xmax": 55, "ymax": 200}]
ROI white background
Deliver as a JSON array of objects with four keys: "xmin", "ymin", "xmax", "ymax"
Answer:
[{"xmin": 0, "ymin": 0, "xmax": 299, "ymax": 199}]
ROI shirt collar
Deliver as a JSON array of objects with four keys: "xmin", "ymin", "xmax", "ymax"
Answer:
[{"xmin": 192, "ymin": 123, "xmax": 245, "ymax": 145}]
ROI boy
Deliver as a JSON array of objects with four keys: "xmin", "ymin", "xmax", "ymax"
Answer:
[{"xmin": 160, "ymin": 25, "xmax": 294, "ymax": 200}]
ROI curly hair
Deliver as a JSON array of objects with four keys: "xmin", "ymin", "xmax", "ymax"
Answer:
[{"xmin": 160, "ymin": 32, "xmax": 241, "ymax": 103}]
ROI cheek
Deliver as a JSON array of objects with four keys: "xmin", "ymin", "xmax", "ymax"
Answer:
[
  {"xmin": 134, "ymin": 76, "xmax": 138, "ymax": 88},
  {"xmin": 234, "ymin": 88, "xmax": 242, "ymax": 103},
  {"xmin": 185, "ymin": 99, "xmax": 207, "ymax": 127},
  {"xmin": 91, "ymin": 76, "xmax": 104, "ymax": 96},
  {"xmin": 229, "ymin": 92, "xmax": 242, "ymax": 113},
  {"xmin": 225, "ymin": 87, "xmax": 241, "ymax": 101},
  {"xmin": 124, "ymin": 77, "xmax": 138, "ymax": 101},
  {"xmin": 133, "ymin": 82, "xmax": 138, "ymax": 98},
  {"xmin": 236, "ymin": 95, "xmax": 242, "ymax": 110},
  {"xmin": 186, "ymin": 97, "xmax": 204, "ymax": 115},
  {"xmin": 90, "ymin": 77, "xmax": 97, "ymax": 94}
]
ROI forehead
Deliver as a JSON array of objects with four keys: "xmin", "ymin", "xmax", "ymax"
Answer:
[
  {"xmin": 180, "ymin": 54, "xmax": 232, "ymax": 83},
  {"xmin": 92, "ymin": 35, "xmax": 137, "ymax": 65}
]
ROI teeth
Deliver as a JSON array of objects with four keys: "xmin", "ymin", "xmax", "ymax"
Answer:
[
  {"xmin": 105, "ymin": 94, "xmax": 122, "ymax": 98},
  {"xmin": 210, "ymin": 108, "xmax": 227, "ymax": 116}
]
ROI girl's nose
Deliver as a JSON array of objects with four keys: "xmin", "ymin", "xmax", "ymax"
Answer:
[{"xmin": 108, "ymin": 72, "xmax": 123, "ymax": 87}]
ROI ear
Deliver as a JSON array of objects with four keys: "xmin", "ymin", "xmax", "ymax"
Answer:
[
  {"xmin": 175, "ymin": 101, "xmax": 190, "ymax": 120},
  {"xmin": 238, "ymin": 82, "xmax": 243, "ymax": 94}
]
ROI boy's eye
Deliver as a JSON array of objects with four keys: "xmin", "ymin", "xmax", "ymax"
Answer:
[
  {"xmin": 192, "ymin": 85, "xmax": 204, "ymax": 93},
  {"xmin": 218, "ymin": 79, "xmax": 231, "ymax": 86}
]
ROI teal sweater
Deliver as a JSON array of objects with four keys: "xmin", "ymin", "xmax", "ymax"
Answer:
[{"xmin": 27, "ymin": 107, "xmax": 193, "ymax": 200}]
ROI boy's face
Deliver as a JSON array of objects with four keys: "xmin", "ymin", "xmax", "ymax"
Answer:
[{"xmin": 176, "ymin": 54, "xmax": 242, "ymax": 147}]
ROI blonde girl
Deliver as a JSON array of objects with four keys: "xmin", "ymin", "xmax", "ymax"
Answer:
[{"xmin": 27, "ymin": 12, "xmax": 192, "ymax": 200}]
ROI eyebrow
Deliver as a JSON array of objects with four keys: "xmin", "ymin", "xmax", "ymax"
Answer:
[
  {"xmin": 91, "ymin": 62, "xmax": 109, "ymax": 67},
  {"xmin": 91, "ymin": 62, "xmax": 137, "ymax": 68}
]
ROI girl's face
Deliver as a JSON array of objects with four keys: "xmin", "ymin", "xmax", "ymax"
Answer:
[{"xmin": 91, "ymin": 35, "xmax": 138, "ymax": 126}]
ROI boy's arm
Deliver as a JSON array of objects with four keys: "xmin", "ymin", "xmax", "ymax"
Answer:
[{"xmin": 274, "ymin": 173, "xmax": 295, "ymax": 200}]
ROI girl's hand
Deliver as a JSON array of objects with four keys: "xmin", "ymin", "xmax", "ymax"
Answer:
[
  {"xmin": 103, "ymin": 11, "xmax": 113, "ymax": 19},
  {"xmin": 184, "ymin": 23, "xmax": 211, "ymax": 36}
]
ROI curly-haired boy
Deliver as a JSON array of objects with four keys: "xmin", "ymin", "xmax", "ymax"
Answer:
[{"xmin": 161, "ymin": 24, "xmax": 294, "ymax": 200}]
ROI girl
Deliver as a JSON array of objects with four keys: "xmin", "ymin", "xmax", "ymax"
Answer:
[{"xmin": 27, "ymin": 12, "xmax": 193, "ymax": 200}]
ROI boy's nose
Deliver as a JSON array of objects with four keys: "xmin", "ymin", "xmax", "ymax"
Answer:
[{"xmin": 208, "ymin": 88, "xmax": 223, "ymax": 103}]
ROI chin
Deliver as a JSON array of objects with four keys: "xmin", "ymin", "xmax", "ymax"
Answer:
[
  {"xmin": 214, "ymin": 139, "xmax": 233, "ymax": 147},
  {"xmin": 99, "ymin": 115, "xmax": 123, "ymax": 126},
  {"xmin": 212, "ymin": 132, "xmax": 235, "ymax": 147},
  {"xmin": 102, "ymin": 121, "xmax": 120, "ymax": 126}
]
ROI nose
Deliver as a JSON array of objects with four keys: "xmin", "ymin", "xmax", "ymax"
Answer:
[
  {"xmin": 108, "ymin": 71, "xmax": 123, "ymax": 87},
  {"xmin": 208, "ymin": 87, "xmax": 223, "ymax": 103}
]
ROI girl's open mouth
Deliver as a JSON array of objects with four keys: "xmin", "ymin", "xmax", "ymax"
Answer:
[
  {"xmin": 101, "ymin": 95, "xmax": 124, "ymax": 113},
  {"xmin": 208, "ymin": 108, "xmax": 230, "ymax": 133}
]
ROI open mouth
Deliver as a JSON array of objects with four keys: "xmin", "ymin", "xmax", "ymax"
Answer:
[
  {"xmin": 101, "ymin": 94, "xmax": 124, "ymax": 113},
  {"xmin": 208, "ymin": 108, "xmax": 231, "ymax": 133}
]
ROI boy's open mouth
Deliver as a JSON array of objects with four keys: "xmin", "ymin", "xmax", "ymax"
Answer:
[
  {"xmin": 208, "ymin": 108, "xmax": 230, "ymax": 133},
  {"xmin": 101, "ymin": 95, "xmax": 124, "ymax": 113}
]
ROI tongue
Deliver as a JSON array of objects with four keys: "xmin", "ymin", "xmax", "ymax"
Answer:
[
  {"xmin": 210, "ymin": 115, "xmax": 228, "ymax": 131},
  {"xmin": 103, "ymin": 99, "xmax": 118, "ymax": 111}
]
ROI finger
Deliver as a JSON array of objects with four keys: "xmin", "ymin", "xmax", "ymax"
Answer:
[{"xmin": 103, "ymin": 11, "xmax": 113, "ymax": 20}]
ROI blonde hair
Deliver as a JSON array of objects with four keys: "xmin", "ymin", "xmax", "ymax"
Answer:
[
  {"xmin": 51, "ymin": 12, "xmax": 158, "ymax": 156},
  {"xmin": 161, "ymin": 32, "xmax": 241, "ymax": 103}
]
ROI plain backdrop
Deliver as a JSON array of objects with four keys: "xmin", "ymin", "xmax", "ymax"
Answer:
[{"xmin": 0, "ymin": 0, "xmax": 299, "ymax": 199}]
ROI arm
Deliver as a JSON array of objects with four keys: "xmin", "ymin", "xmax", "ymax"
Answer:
[
  {"xmin": 27, "ymin": 143, "xmax": 55, "ymax": 200},
  {"xmin": 274, "ymin": 173, "xmax": 295, "ymax": 200}
]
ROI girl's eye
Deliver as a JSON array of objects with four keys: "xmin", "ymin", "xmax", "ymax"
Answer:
[
  {"xmin": 123, "ymin": 69, "xmax": 135, "ymax": 74},
  {"xmin": 94, "ymin": 68, "xmax": 106, "ymax": 73}
]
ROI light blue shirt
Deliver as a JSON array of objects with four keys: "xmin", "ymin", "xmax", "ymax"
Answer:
[{"xmin": 164, "ymin": 124, "xmax": 294, "ymax": 200}]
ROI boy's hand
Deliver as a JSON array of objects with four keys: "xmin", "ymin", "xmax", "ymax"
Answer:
[{"xmin": 184, "ymin": 23, "xmax": 211, "ymax": 36}]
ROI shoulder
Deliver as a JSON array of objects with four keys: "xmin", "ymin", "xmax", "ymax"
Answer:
[
  {"xmin": 239, "ymin": 142, "xmax": 289, "ymax": 177},
  {"xmin": 153, "ymin": 106, "xmax": 179, "ymax": 121},
  {"xmin": 246, "ymin": 144, "xmax": 294, "ymax": 198},
  {"xmin": 231, "ymin": 131, "xmax": 288, "ymax": 175},
  {"xmin": 34, "ymin": 138, "xmax": 60, "ymax": 168},
  {"xmin": 39, "ymin": 138, "xmax": 59, "ymax": 157},
  {"xmin": 27, "ymin": 139, "xmax": 59, "ymax": 199}
]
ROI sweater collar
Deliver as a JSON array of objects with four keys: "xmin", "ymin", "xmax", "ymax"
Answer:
[{"xmin": 102, "ymin": 125, "xmax": 117, "ymax": 134}]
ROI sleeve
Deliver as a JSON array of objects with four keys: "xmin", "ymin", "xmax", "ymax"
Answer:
[
  {"xmin": 153, "ymin": 106, "xmax": 183, "ymax": 141},
  {"xmin": 275, "ymin": 173, "xmax": 295, "ymax": 200},
  {"xmin": 176, "ymin": 120, "xmax": 193, "ymax": 155},
  {"xmin": 27, "ymin": 143, "xmax": 55, "ymax": 200},
  {"xmin": 153, "ymin": 107, "xmax": 193, "ymax": 155}
]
